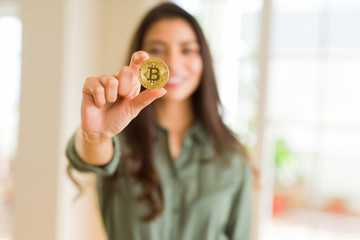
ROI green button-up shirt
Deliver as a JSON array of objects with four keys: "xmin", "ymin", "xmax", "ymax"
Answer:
[{"xmin": 66, "ymin": 123, "xmax": 252, "ymax": 240}]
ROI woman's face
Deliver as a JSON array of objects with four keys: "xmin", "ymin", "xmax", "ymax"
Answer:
[{"xmin": 143, "ymin": 18, "xmax": 203, "ymax": 103}]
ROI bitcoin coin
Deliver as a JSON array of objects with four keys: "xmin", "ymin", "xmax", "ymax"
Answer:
[{"xmin": 138, "ymin": 58, "xmax": 169, "ymax": 89}]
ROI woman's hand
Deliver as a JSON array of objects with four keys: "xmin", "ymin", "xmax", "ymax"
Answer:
[
  {"xmin": 80, "ymin": 51, "xmax": 166, "ymax": 143},
  {"xmin": 74, "ymin": 51, "xmax": 166, "ymax": 166}
]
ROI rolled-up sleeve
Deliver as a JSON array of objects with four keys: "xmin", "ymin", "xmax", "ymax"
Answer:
[{"xmin": 65, "ymin": 133, "xmax": 121, "ymax": 176}]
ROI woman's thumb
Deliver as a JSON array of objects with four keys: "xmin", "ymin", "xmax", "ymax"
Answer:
[{"xmin": 129, "ymin": 88, "xmax": 167, "ymax": 116}]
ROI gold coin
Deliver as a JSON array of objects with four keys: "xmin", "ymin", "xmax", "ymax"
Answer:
[{"xmin": 138, "ymin": 58, "xmax": 169, "ymax": 89}]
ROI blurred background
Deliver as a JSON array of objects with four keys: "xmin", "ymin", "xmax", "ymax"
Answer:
[{"xmin": 1, "ymin": 0, "xmax": 360, "ymax": 239}]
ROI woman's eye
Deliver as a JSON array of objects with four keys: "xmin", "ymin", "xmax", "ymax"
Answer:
[{"xmin": 182, "ymin": 48, "xmax": 197, "ymax": 54}]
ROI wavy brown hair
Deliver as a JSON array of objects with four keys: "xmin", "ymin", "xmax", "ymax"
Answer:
[{"xmin": 106, "ymin": 2, "xmax": 250, "ymax": 222}]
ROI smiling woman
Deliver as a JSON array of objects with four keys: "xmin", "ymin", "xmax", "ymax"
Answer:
[{"xmin": 66, "ymin": 2, "xmax": 253, "ymax": 240}]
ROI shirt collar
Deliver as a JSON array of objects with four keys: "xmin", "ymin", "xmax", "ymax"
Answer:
[{"xmin": 155, "ymin": 121, "xmax": 215, "ymax": 160}]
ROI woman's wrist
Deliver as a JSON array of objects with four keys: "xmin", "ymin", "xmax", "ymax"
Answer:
[
  {"xmin": 75, "ymin": 129, "xmax": 114, "ymax": 166},
  {"xmin": 79, "ymin": 129, "xmax": 113, "ymax": 145}
]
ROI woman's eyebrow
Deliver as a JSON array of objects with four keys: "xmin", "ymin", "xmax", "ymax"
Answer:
[
  {"xmin": 144, "ymin": 40, "xmax": 166, "ymax": 46},
  {"xmin": 180, "ymin": 40, "xmax": 199, "ymax": 46},
  {"xmin": 144, "ymin": 40, "xmax": 199, "ymax": 46}
]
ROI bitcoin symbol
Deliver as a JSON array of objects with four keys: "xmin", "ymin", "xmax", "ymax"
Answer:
[
  {"xmin": 138, "ymin": 58, "xmax": 169, "ymax": 89},
  {"xmin": 147, "ymin": 64, "xmax": 160, "ymax": 84}
]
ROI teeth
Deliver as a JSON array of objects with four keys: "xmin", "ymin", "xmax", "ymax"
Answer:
[{"xmin": 168, "ymin": 77, "xmax": 182, "ymax": 84}]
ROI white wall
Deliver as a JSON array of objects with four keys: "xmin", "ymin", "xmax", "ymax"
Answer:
[{"xmin": 15, "ymin": 0, "xmax": 66, "ymax": 238}]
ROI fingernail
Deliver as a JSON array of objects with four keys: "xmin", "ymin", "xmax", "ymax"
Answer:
[
  {"xmin": 134, "ymin": 54, "xmax": 139, "ymax": 62},
  {"xmin": 160, "ymin": 89, "xmax": 167, "ymax": 96},
  {"xmin": 140, "ymin": 52, "xmax": 147, "ymax": 58}
]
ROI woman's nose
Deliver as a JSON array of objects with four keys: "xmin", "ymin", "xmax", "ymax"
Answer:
[{"xmin": 164, "ymin": 51, "xmax": 181, "ymax": 73}]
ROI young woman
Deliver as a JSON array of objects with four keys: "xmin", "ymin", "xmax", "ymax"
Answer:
[{"xmin": 66, "ymin": 3, "xmax": 253, "ymax": 240}]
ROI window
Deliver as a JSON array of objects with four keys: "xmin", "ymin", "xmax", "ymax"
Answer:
[
  {"xmin": 264, "ymin": 0, "xmax": 360, "ymax": 239},
  {"xmin": 0, "ymin": 4, "xmax": 22, "ymax": 239}
]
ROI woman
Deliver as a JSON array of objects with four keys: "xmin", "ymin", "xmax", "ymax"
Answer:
[{"xmin": 66, "ymin": 2, "xmax": 253, "ymax": 240}]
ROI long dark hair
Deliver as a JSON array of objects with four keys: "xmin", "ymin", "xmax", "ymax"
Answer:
[{"xmin": 109, "ymin": 2, "xmax": 250, "ymax": 222}]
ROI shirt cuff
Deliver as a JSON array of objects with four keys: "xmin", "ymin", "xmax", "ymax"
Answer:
[{"xmin": 65, "ymin": 133, "xmax": 121, "ymax": 176}]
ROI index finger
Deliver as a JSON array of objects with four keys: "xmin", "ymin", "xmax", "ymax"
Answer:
[
  {"xmin": 112, "ymin": 51, "xmax": 149, "ymax": 79},
  {"xmin": 129, "ymin": 51, "xmax": 150, "ymax": 72}
]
